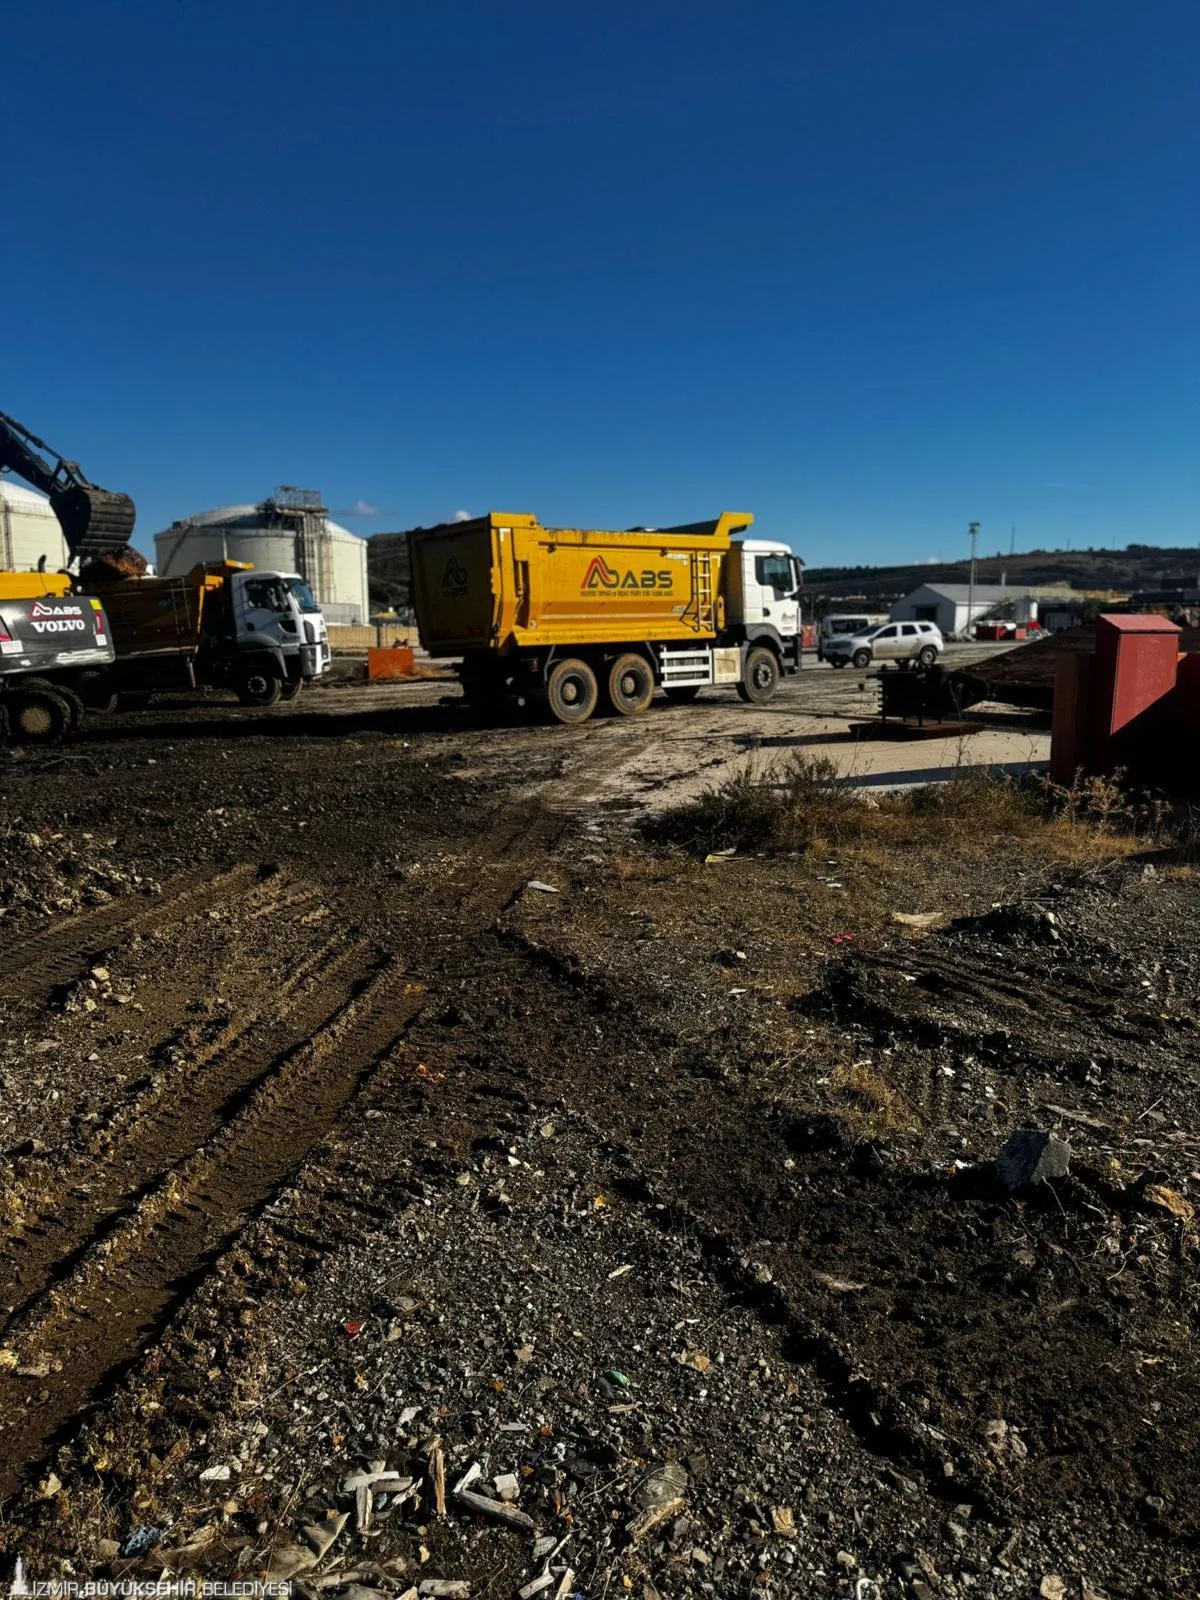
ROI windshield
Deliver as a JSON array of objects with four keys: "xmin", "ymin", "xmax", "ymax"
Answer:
[
  {"xmin": 244, "ymin": 577, "xmax": 292, "ymax": 614},
  {"xmin": 286, "ymin": 579, "xmax": 322, "ymax": 614}
]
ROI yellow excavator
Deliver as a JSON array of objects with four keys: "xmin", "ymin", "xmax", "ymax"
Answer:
[{"xmin": 0, "ymin": 409, "xmax": 139, "ymax": 738}]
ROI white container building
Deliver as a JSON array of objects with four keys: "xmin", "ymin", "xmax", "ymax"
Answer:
[
  {"xmin": 0, "ymin": 481, "xmax": 71, "ymax": 571},
  {"xmin": 153, "ymin": 491, "xmax": 369, "ymax": 624}
]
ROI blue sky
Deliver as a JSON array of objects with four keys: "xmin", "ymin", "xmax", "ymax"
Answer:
[{"xmin": 2, "ymin": 0, "xmax": 1196, "ymax": 565}]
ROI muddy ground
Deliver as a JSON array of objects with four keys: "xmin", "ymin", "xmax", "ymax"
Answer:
[{"xmin": 0, "ymin": 669, "xmax": 1195, "ymax": 1600}]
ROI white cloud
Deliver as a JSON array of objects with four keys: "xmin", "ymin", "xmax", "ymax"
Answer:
[
  {"xmin": 452, "ymin": 509, "xmax": 471, "ymax": 522},
  {"xmin": 347, "ymin": 498, "xmax": 379, "ymax": 516}
]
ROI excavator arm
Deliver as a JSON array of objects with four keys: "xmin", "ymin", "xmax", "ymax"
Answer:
[{"xmin": 0, "ymin": 408, "xmax": 137, "ymax": 563}]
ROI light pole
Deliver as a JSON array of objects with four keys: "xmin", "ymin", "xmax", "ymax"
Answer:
[{"xmin": 967, "ymin": 521, "xmax": 980, "ymax": 639}]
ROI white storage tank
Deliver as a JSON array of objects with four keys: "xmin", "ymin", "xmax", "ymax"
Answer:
[
  {"xmin": 0, "ymin": 481, "xmax": 71, "ymax": 571},
  {"xmin": 153, "ymin": 492, "xmax": 369, "ymax": 624}
]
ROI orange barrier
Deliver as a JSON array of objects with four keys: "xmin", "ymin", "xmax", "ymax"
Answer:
[{"xmin": 367, "ymin": 645, "xmax": 416, "ymax": 680}]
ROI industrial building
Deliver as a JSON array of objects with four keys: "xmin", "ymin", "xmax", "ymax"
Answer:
[
  {"xmin": 153, "ymin": 488, "xmax": 369, "ymax": 625},
  {"xmin": 0, "ymin": 481, "xmax": 70, "ymax": 571},
  {"xmin": 891, "ymin": 581, "xmax": 1072, "ymax": 638}
]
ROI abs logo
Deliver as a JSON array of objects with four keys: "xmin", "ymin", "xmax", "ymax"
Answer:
[
  {"xmin": 582, "ymin": 556, "xmax": 673, "ymax": 593},
  {"xmin": 441, "ymin": 554, "xmax": 469, "ymax": 598}
]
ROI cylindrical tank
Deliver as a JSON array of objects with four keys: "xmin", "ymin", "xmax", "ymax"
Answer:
[
  {"xmin": 153, "ymin": 503, "xmax": 369, "ymax": 624},
  {"xmin": 0, "ymin": 483, "xmax": 71, "ymax": 571}
]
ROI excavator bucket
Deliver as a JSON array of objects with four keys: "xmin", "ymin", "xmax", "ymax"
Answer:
[
  {"xmin": 55, "ymin": 484, "xmax": 138, "ymax": 560},
  {"xmin": 0, "ymin": 408, "xmax": 137, "ymax": 564}
]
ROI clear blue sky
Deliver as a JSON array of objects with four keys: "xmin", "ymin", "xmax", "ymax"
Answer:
[{"xmin": 2, "ymin": 0, "xmax": 1196, "ymax": 565}]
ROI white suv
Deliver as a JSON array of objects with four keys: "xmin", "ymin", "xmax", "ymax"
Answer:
[{"xmin": 826, "ymin": 620, "xmax": 944, "ymax": 670}]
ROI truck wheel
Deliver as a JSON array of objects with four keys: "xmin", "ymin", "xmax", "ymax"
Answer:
[
  {"xmin": 852, "ymin": 648, "xmax": 872, "ymax": 669},
  {"xmin": 279, "ymin": 678, "xmax": 303, "ymax": 702},
  {"xmin": 917, "ymin": 645, "xmax": 938, "ymax": 668},
  {"xmin": 18, "ymin": 678, "xmax": 84, "ymax": 732},
  {"xmin": 664, "ymin": 685, "xmax": 701, "ymax": 704},
  {"xmin": 606, "ymin": 653, "xmax": 654, "ymax": 716},
  {"xmin": 546, "ymin": 658, "xmax": 599, "ymax": 725},
  {"xmin": 236, "ymin": 667, "xmax": 283, "ymax": 707},
  {"xmin": 6, "ymin": 685, "xmax": 72, "ymax": 743},
  {"xmin": 830, "ymin": 658, "xmax": 847, "ymax": 669},
  {"xmin": 736, "ymin": 646, "xmax": 780, "ymax": 705}
]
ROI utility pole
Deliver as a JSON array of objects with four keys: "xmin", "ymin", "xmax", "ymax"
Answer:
[{"xmin": 967, "ymin": 521, "xmax": 980, "ymax": 638}]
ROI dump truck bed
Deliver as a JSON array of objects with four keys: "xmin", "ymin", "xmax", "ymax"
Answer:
[
  {"xmin": 87, "ymin": 564, "xmax": 235, "ymax": 659},
  {"xmin": 410, "ymin": 512, "xmax": 753, "ymax": 655}
]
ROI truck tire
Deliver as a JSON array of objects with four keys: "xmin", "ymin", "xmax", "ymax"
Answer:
[
  {"xmin": 279, "ymin": 678, "xmax": 303, "ymax": 702},
  {"xmin": 852, "ymin": 648, "xmax": 872, "ymax": 669},
  {"xmin": 18, "ymin": 678, "xmax": 84, "ymax": 733},
  {"xmin": 737, "ymin": 646, "xmax": 780, "ymax": 705},
  {"xmin": 606, "ymin": 653, "xmax": 654, "ymax": 716},
  {"xmin": 664, "ymin": 685, "xmax": 701, "ymax": 704},
  {"xmin": 236, "ymin": 666, "xmax": 283, "ymax": 707},
  {"xmin": 546, "ymin": 658, "xmax": 599, "ymax": 726},
  {"xmin": 6, "ymin": 684, "xmax": 72, "ymax": 743}
]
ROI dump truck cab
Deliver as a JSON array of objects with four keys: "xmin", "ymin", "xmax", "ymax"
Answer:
[
  {"xmin": 280, "ymin": 574, "xmax": 332, "ymax": 681},
  {"xmin": 722, "ymin": 538, "xmax": 804, "ymax": 669}
]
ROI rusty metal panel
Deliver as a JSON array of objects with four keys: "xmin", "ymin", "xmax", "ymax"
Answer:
[
  {"xmin": 1050, "ymin": 650, "xmax": 1094, "ymax": 783},
  {"xmin": 1093, "ymin": 613, "xmax": 1180, "ymax": 739}
]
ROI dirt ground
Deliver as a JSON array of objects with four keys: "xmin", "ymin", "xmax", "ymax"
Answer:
[{"xmin": 0, "ymin": 665, "xmax": 1195, "ymax": 1600}]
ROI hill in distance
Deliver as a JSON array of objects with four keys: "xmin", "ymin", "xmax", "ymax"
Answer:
[{"xmin": 803, "ymin": 544, "xmax": 1200, "ymax": 605}]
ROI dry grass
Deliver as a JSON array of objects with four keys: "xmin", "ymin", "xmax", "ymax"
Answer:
[
  {"xmin": 644, "ymin": 753, "xmax": 866, "ymax": 856},
  {"xmin": 827, "ymin": 1060, "xmax": 914, "ymax": 1142},
  {"xmin": 648, "ymin": 757, "xmax": 1161, "ymax": 868}
]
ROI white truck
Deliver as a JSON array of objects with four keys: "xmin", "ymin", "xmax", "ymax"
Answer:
[{"xmin": 94, "ymin": 562, "xmax": 331, "ymax": 706}]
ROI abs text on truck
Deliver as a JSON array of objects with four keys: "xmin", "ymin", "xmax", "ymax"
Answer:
[{"xmin": 409, "ymin": 512, "xmax": 804, "ymax": 724}]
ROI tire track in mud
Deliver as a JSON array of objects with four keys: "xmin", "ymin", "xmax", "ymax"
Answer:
[
  {"xmin": 0, "ymin": 863, "xmax": 262, "ymax": 1002},
  {"xmin": 0, "ymin": 797, "xmax": 576, "ymax": 1497},
  {"xmin": 0, "ymin": 954, "xmax": 423, "ymax": 1497},
  {"xmin": 0, "ymin": 930, "xmax": 373, "ymax": 1321}
]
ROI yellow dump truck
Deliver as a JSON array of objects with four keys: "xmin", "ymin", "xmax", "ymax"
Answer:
[
  {"xmin": 94, "ymin": 562, "xmax": 330, "ymax": 706},
  {"xmin": 410, "ymin": 511, "xmax": 804, "ymax": 723}
]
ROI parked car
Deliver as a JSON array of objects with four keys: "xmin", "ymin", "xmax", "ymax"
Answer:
[
  {"xmin": 815, "ymin": 612, "xmax": 888, "ymax": 660},
  {"xmin": 825, "ymin": 619, "xmax": 944, "ymax": 670}
]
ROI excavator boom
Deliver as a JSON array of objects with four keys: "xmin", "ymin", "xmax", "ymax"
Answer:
[{"xmin": 0, "ymin": 409, "xmax": 136, "ymax": 562}]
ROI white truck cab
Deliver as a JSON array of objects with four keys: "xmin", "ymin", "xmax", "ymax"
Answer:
[
  {"xmin": 228, "ymin": 569, "xmax": 331, "ymax": 685},
  {"xmin": 725, "ymin": 539, "xmax": 804, "ymax": 667},
  {"xmin": 280, "ymin": 574, "xmax": 332, "ymax": 681}
]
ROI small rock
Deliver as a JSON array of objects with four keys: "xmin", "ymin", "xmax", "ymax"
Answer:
[
  {"xmin": 122, "ymin": 1526, "xmax": 163, "ymax": 1558},
  {"xmin": 770, "ymin": 1507, "xmax": 796, "ymax": 1537},
  {"xmin": 36, "ymin": 1472, "xmax": 62, "ymax": 1500},
  {"xmin": 494, "ymin": 1472, "xmax": 519, "ymax": 1502},
  {"xmin": 1039, "ymin": 1577, "xmax": 1066, "ymax": 1600},
  {"xmin": 199, "ymin": 1464, "xmax": 232, "ymax": 1482},
  {"xmin": 635, "ymin": 1462, "xmax": 688, "ymax": 1510},
  {"xmin": 996, "ymin": 1129, "xmax": 1071, "ymax": 1190}
]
